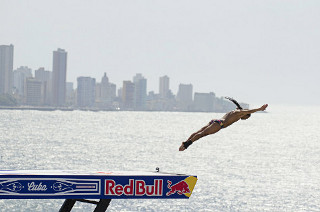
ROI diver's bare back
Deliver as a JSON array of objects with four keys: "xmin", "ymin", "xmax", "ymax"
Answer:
[{"xmin": 221, "ymin": 110, "xmax": 245, "ymax": 128}]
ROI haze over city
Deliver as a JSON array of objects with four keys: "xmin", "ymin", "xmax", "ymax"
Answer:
[{"xmin": 1, "ymin": 0, "xmax": 320, "ymax": 105}]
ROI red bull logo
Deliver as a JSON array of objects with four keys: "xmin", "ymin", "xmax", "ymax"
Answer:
[
  {"xmin": 166, "ymin": 176, "xmax": 197, "ymax": 197},
  {"xmin": 166, "ymin": 180, "xmax": 190, "ymax": 196},
  {"xmin": 105, "ymin": 179, "xmax": 163, "ymax": 197}
]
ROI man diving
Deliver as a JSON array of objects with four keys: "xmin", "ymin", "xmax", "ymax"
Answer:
[{"xmin": 179, "ymin": 97, "xmax": 268, "ymax": 151}]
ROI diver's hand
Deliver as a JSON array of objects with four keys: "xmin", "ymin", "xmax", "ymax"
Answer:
[{"xmin": 260, "ymin": 104, "xmax": 268, "ymax": 111}]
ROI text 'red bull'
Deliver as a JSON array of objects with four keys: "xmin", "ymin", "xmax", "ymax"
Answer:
[
  {"xmin": 105, "ymin": 179, "xmax": 163, "ymax": 196},
  {"xmin": 166, "ymin": 180, "xmax": 190, "ymax": 196}
]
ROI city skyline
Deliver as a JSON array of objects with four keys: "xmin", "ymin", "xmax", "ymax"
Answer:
[
  {"xmin": 1, "ymin": 44, "xmax": 244, "ymax": 112},
  {"xmin": 4, "ymin": 44, "xmax": 227, "ymax": 100},
  {"xmin": 2, "ymin": 43, "xmax": 208, "ymax": 101}
]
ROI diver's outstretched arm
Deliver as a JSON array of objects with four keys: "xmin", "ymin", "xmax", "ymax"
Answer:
[{"xmin": 241, "ymin": 104, "xmax": 268, "ymax": 115}]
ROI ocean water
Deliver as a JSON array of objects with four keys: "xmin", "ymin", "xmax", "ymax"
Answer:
[{"xmin": 0, "ymin": 106, "xmax": 319, "ymax": 212}]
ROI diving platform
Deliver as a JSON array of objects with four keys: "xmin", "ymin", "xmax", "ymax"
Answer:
[{"xmin": 0, "ymin": 170, "xmax": 197, "ymax": 211}]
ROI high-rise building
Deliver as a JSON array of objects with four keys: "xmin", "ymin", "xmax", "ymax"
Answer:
[
  {"xmin": 66, "ymin": 82, "xmax": 75, "ymax": 106},
  {"xmin": 35, "ymin": 67, "xmax": 51, "ymax": 105},
  {"xmin": 95, "ymin": 73, "xmax": 117, "ymax": 109},
  {"xmin": 177, "ymin": 83, "xmax": 193, "ymax": 102},
  {"xmin": 66, "ymin": 82, "xmax": 74, "ymax": 97},
  {"xmin": 95, "ymin": 83, "xmax": 101, "ymax": 102},
  {"xmin": 0, "ymin": 44, "xmax": 14, "ymax": 94},
  {"xmin": 177, "ymin": 83, "xmax": 193, "ymax": 111},
  {"xmin": 117, "ymin": 87, "xmax": 122, "ymax": 99},
  {"xmin": 101, "ymin": 73, "xmax": 115, "ymax": 101},
  {"xmin": 52, "ymin": 48, "xmax": 67, "ymax": 106},
  {"xmin": 100, "ymin": 72, "xmax": 109, "ymax": 101},
  {"xmin": 13, "ymin": 66, "xmax": 32, "ymax": 96},
  {"xmin": 77, "ymin": 77, "xmax": 96, "ymax": 107},
  {"xmin": 122, "ymin": 81, "xmax": 135, "ymax": 109},
  {"xmin": 109, "ymin": 83, "xmax": 116, "ymax": 99},
  {"xmin": 25, "ymin": 78, "xmax": 42, "ymax": 106},
  {"xmin": 159, "ymin": 75, "xmax": 169, "ymax": 98},
  {"xmin": 35, "ymin": 67, "xmax": 51, "ymax": 82},
  {"xmin": 133, "ymin": 73, "xmax": 147, "ymax": 110},
  {"xmin": 194, "ymin": 92, "xmax": 215, "ymax": 112}
]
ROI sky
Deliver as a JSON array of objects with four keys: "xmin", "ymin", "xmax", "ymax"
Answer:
[{"xmin": 1, "ymin": 0, "xmax": 320, "ymax": 105}]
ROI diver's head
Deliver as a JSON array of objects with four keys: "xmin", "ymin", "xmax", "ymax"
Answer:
[{"xmin": 241, "ymin": 114, "xmax": 251, "ymax": 120}]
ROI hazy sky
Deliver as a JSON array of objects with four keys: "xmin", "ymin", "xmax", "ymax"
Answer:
[{"xmin": 1, "ymin": 0, "xmax": 320, "ymax": 105}]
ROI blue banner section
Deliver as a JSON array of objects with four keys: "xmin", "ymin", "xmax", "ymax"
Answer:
[
  {"xmin": 0, "ymin": 179, "xmax": 100, "ymax": 196},
  {"xmin": 0, "ymin": 170, "xmax": 197, "ymax": 199}
]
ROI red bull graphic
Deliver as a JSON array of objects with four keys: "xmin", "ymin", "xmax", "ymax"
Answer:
[
  {"xmin": 166, "ymin": 180, "xmax": 190, "ymax": 196},
  {"xmin": 105, "ymin": 176, "xmax": 197, "ymax": 199},
  {"xmin": 105, "ymin": 179, "xmax": 163, "ymax": 197}
]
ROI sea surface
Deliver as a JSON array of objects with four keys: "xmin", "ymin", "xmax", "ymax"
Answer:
[{"xmin": 0, "ymin": 105, "xmax": 319, "ymax": 212}]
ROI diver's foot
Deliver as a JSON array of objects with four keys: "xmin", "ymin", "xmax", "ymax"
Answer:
[{"xmin": 179, "ymin": 140, "xmax": 193, "ymax": 151}]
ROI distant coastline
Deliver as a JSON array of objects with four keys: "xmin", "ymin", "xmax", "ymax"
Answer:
[
  {"xmin": 0, "ymin": 106, "xmax": 73, "ymax": 111},
  {"xmin": 0, "ymin": 106, "xmax": 236, "ymax": 113}
]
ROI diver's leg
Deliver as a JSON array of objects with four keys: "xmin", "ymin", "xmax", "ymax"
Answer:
[
  {"xmin": 189, "ymin": 123, "xmax": 221, "ymax": 143},
  {"xmin": 186, "ymin": 124, "xmax": 210, "ymax": 141},
  {"xmin": 179, "ymin": 123, "xmax": 221, "ymax": 151}
]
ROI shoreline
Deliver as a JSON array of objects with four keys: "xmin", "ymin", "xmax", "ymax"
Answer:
[
  {"xmin": 0, "ymin": 106, "xmax": 230, "ymax": 113},
  {"xmin": 0, "ymin": 106, "xmax": 73, "ymax": 111}
]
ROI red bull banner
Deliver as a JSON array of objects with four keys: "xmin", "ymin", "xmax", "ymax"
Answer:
[{"xmin": 0, "ymin": 170, "xmax": 197, "ymax": 199}]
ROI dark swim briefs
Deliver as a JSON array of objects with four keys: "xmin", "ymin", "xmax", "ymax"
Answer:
[{"xmin": 209, "ymin": 119, "xmax": 224, "ymax": 128}]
